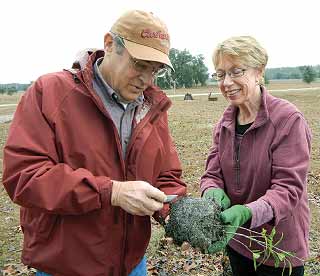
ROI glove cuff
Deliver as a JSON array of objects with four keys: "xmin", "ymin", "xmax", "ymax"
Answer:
[{"xmin": 111, "ymin": 180, "xmax": 122, "ymax": 206}]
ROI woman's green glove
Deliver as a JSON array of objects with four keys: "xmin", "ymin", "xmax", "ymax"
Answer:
[
  {"xmin": 207, "ymin": 205, "xmax": 252, "ymax": 254},
  {"xmin": 203, "ymin": 188, "xmax": 231, "ymax": 210}
]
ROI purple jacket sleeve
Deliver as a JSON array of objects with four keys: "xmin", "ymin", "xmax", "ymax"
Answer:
[
  {"xmin": 260, "ymin": 113, "xmax": 311, "ymax": 225},
  {"xmin": 246, "ymin": 199, "xmax": 274, "ymax": 228}
]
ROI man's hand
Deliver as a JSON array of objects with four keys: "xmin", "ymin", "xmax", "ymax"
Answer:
[
  {"xmin": 111, "ymin": 180, "xmax": 166, "ymax": 216},
  {"xmin": 207, "ymin": 205, "xmax": 252, "ymax": 254},
  {"xmin": 203, "ymin": 188, "xmax": 231, "ymax": 210}
]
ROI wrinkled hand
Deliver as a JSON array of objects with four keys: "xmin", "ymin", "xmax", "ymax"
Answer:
[
  {"xmin": 111, "ymin": 180, "xmax": 166, "ymax": 216},
  {"xmin": 203, "ymin": 188, "xmax": 231, "ymax": 210},
  {"xmin": 207, "ymin": 205, "xmax": 252, "ymax": 254}
]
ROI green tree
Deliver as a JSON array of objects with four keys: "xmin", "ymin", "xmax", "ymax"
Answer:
[
  {"xmin": 175, "ymin": 49, "xmax": 194, "ymax": 88},
  {"xmin": 156, "ymin": 71, "xmax": 172, "ymax": 89},
  {"xmin": 193, "ymin": 55, "xmax": 209, "ymax": 86},
  {"xmin": 7, "ymin": 86, "xmax": 17, "ymax": 95},
  {"xmin": 290, "ymin": 72, "xmax": 301, "ymax": 79},
  {"xmin": 299, "ymin": 66, "xmax": 317, "ymax": 84},
  {"xmin": 157, "ymin": 48, "xmax": 209, "ymax": 89}
]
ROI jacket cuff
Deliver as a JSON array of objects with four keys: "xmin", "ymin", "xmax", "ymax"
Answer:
[
  {"xmin": 245, "ymin": 199, "xmax": 274, "ymax": 228},
  {"xmin": 96, "ymin": 176, "xmax": 113, "ymax": 209}
]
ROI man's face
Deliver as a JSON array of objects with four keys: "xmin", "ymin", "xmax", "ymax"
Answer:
[{"xmin": 101, "ymin": 35, "xmax": 164, "ymax": 102}]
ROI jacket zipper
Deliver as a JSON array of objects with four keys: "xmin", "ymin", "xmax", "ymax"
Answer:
[
  {"xmin": 79, "ymin": 79, "xmax": 169, "ymax": 274},
  {"xmin": 119, "ymin": 111, "xmax": 126, "ymax": 155},
  {"xmin": 120, "ymin": 98, "xmax": 169, "ymax": 275},
  {"xmin": 120, "ymin": 111, "xmax": 153, "ymax": 276},
  {"xmin": 126, "ymin": 97, "xmax": 169, "ymax": 157},
  {"xmin": 119, "ymin": 109, "xmax": 127, "ymax": 276},
  {"xmin": 73, "ymin": 71, "xmax": 166, "ymax": 275},
  {"xmin": 76, "ymin": 74, "xmax": 128, "ymax": 274},
  {"xmin": 81, "ymin": 77, "xmax": 126, "ymax": 173},
  {"xmin": 235, "ymin": 140, "xmax": 241, "ymax": 191}
]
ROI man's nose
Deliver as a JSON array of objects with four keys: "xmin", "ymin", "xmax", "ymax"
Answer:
[{"xmin": 139, "ymin": 71, "xmax": 154, "ymax": 87}]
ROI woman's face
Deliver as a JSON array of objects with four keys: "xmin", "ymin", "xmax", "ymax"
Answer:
[{"xmin": 215, "ymin": 55, "xmax": 262, "ymax": 106}]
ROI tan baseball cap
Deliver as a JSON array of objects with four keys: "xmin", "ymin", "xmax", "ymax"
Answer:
[{"xmin": 110, "ymin": 10, "xmax": 173, "ymax": 70}]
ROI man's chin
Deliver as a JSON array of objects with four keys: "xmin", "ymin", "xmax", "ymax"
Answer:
[{"xmin": 121, "ymin": 92, "xmax": 141, "ymax": 103}]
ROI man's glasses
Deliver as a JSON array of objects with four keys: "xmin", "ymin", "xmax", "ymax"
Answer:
[
  {"xmin": 128, "ymin": 56, "xmax": 169, "ymax": 78},
  {"xmin": 113, "ymin": 33, "xmax": 170, "ymax": 78},
  {"xmin": 212, "ymin": 68, "xmax": 247, "ymax": 81}
]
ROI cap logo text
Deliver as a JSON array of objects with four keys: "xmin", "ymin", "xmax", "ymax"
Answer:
[{"xmin": 141, "ymin": 29, "xmax": 169, "ymax": 40}]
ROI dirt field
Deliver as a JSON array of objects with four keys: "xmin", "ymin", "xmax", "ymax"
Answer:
[
  {"xmin": 0, "ymin": 83, "xmax": 319, "ymax": 275},
  {"xmin": 165, "ymin": 79, "xmax": 320, "ymax": 96}
]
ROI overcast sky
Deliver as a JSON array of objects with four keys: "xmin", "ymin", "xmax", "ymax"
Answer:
[{"xmin": 1, "ymin": 0, "xmax": 319, "ymax": 83}]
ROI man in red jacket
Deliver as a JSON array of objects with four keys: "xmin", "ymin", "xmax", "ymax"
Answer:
[{"xmin": 2, "ymin": 10, "xmax": 186, "ymax": 276}]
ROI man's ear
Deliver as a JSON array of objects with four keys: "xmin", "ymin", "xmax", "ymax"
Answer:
[{"xmin": 104, "ymin": 33, "xmax": 114, "ymax": 53}]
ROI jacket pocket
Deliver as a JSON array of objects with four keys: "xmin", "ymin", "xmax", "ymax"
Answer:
[
  {"xmin": 36, "ymin": 212, "xmax": 59, "ymax": 241},
  {"xmin": 20, "ymin": 208, "xmax": 59, "ymax": 249}
]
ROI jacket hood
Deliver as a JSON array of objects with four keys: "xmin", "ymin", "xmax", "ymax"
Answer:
[{"xmin": 72, "ymin": 48, "xmax": 100, "ymax": 70}]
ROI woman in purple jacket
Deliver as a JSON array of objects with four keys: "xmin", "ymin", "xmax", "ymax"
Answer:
[{"xmin": 200, "ymin": 36, "xmax": 311, "ymax": 276}]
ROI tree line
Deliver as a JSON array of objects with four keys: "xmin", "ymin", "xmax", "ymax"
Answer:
[
  {"xmin": 0, "ymin": 83, "xmax": 31, "ymax": 95},
  {"xmin": 155, "ymin": 50, "xmax": 320, "ymax": 89},
  {"xmin": 0, "ymin": 53, "xmax": 319, "ymax": 95},
  {"xmin": 265, "ymin": 65, "xmax": 320, "ymax": 84}
]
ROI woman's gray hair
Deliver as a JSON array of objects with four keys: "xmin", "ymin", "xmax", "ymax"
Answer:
[{"xmin": 213, "ymin": 36, "xmax": 268, "ymax": 71}]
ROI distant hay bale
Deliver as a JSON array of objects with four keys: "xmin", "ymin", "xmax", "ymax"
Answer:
[
  {"xmin": 208, "ymin": 92, "xmax": 218, "ymax": 101},
  {"xmin": 184, "ymin": 93, "xmax": 194, "ymax": 100}
]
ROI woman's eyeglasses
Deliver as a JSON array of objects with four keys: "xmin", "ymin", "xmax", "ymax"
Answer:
[{"xmin": 212, "ymin": 68, "xmax": 247, "ymax": 81}]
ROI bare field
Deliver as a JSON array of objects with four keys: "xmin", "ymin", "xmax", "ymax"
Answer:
[
  {"xmin": 164, "ymin": 79, "xmax": 320, "ymax": 96},
  {"xmin": 0, "ymin": 93, "xmax": 23, "ymax": 105},
  {"xmin": 0, "ymin": 85, "xmax": 319, "ymax": 275}
]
